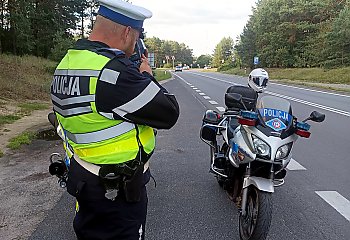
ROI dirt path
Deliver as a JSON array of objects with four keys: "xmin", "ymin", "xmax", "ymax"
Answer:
[{"xmin": 0, "ymin": 108, "xmax": 52, "ymax": 154}]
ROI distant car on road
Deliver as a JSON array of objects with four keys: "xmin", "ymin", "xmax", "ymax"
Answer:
[
  {"xmin": 175, "ymin": 66, "xmax": 182, "ymax": 72},
  {"xmin": 182, "ymin": 66, "xmax": 190, "ymax": 70}
]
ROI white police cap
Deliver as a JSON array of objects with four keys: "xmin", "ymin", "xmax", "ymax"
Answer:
[{"xmin": 98, "ymin": 0, "xmax": 152, "ymax": 30}]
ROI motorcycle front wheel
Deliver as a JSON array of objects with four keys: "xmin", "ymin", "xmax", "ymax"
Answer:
[{"xmin": 239, "ymin": 186, "xmax": 272, "ymax": 240}]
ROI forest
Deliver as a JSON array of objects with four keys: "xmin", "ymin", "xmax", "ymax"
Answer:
[
  {"xmin": 234, "ymin": 0, "xmax": 350, "ymax": 69},
  {"xmin": 0, "ymin": 0, "xmax": 99, "ymax": 59},
  {"xmin": 0, "ymin": 0, "xmax": 193, "ymax": 65},
  {"xmin": 1, "ymin": 0, "xmax": 350, "ymax": 70}
]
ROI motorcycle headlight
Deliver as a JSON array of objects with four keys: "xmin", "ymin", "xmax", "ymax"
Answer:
[
  {"xmin": 275, "ymin": 142, "xmax": 293, "ymax": 160},
  {"xmin": 252, "ymin": 135, "xmax": 270, "ymax": 158}
]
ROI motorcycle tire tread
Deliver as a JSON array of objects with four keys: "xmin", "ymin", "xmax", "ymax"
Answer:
[{"xmin": 239, "ymin": 189, "xmax": 273, "ymax": 240}]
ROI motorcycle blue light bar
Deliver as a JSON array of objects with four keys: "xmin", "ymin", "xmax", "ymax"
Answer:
[
  {"xmin": 240, "ymin": 111, "xmax": 258, "ymax": 120},
  {"xmin": 296, "ymin": 122, "xmax": 310, "ymax": 131}
]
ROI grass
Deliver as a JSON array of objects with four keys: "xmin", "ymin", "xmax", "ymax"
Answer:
[
  {"xmin": 154, "ymin": 69, "xmax": 172, "ymax": 81},
  {"xmin": 199, "ymin": 68, "xmax": 218, "ymax": 72},
  {"xmin": 268, "ymin": 68, "xmax": 350, "ymax": 84},
  {"xmin": 18, "ymin": 102, "xmax": 49, "ymax": 115},
  {"xmin": 220, "ymin": 67, "xmax": 350, "ymax": 85},
  {"xmin": 0, "ymin": 103, "xmax": 49, "ymax": 127},
  {"xmin": 0, "ymin": 149, "xmax": 3, "ymax": 158},
  {"xmin": 7, "ymin": 132, "xmax": 37, "ymax": 150},
  {"xmin": 0, "ymin": 115, "xmax": 21, "ymax": 127},
  {"xmin": 221, "ymin": 68, "xmax": 249, "ymax": 76},
  {"xmin": 0, "ymin": 53, "xmax": 57, "ymax": 101}
]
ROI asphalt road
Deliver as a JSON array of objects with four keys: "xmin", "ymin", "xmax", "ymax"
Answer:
[{"xmin": 30, "ymin": 71, "xmax": 350, "ymax": 240}]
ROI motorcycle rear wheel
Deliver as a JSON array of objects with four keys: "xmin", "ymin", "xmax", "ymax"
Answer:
[{"xmin": 239, "ymin": 186, "xmax": 272, "ymax": 240}]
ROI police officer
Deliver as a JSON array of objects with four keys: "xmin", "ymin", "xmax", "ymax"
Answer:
[{"xmin": 50, "ymin": 0, "xmax": 179, "ymax": 239}]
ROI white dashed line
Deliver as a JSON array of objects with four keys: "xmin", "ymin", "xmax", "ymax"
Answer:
[
  {"xmin": 189, "ymin": 72, "xmax": 234, "ymax": 84},
  {"xmin": 187, "ymin": 72, "xmax": 350, "ymax": 118},
  {"xmin": 316, "ymin": 191, "xmax": 350, "ymax": 222},
  {"xmin": 216, "ymin": 107, "xmax": 226, "ymax": 112},
  {"xmin": 286, "ymin": 158, "xmax": 307, "ymax": 171},
  {"xmin": 176, "ymin": 72, "xmax": 350, "ymax": 224}
]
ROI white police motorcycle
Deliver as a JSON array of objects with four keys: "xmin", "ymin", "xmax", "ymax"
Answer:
[{"xmin": 200, "ymin": 69, "xmax": 325, "ymax": 240}]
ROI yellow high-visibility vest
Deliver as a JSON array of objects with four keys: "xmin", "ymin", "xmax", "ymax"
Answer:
[{"xmin": 51, "ymin": 49, "xmax": 155, "ymax": 164}]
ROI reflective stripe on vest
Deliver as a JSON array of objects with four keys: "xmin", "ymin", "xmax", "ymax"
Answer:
[
  {"xmin": 66, "ymin": 121, "xmax": 135, "ymax": 144},
  {"xmin": 54, "ymin": 105, "xmax": 92, "ymax": 116},
  {"xmin": 113, "ymin": 81, "xmax": 160, "ymax": 117},
  {"xmin": 52, "ymin": 49, "xmax": 155, "ymax": 164},
  {"xmin": 73, "ymin": 125, "xmax": 155, "ymax": 165},
  {"xmin": 54, "ymin": 69, "xmax": 101, "ymax": 77},
  {"xmin": 51, "ymin": 94, "xmax": 95, "ymax": 106}
]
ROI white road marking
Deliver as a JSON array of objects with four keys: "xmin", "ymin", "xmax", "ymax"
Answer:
[
  {"xmin": 186, "ymin": 72, "xmax": 350, "ymax": 118},
  {"xmin": 196, "ymin": 90, "xmax": 201, "ymax": 92},
  {"xmin": 190, "ymin": 72, "xmax": 235, "ymax": 84},
  {"xmin": 316, "ymin": 191, "xmax": 350, "ymax": 222},
  {"xmin": 173, "ymin": 73, "xmax": 218, "ymax": 107},
  {"xmin": 174, "ymin": 73, "xmax": 350, "ymax": 223},
  {"xmin": 266, "ymin": 91, "xmax": 350, "ymax": 117},
  {"xmin": 286, "ymin": 158, "xmax": 307, "ymax": 171},
  {"xmin": 192, "ymin": 72, "xmax": 350, "ymax": 99},
  {"xmin": 199, "ymin": 93, "xmax": 206, "ymax": 95},
  {"xmin": 193, "ymin": 88, "xmax": 198, "ymax": 90},
  {"xmin": 270, "ymin": 82, "xmax": 350, "ymax": 98}
]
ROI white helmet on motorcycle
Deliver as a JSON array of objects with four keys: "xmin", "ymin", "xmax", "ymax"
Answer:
[{"xmin": 248, "ymin": 68, "xmax": 269, "ymax": 93}]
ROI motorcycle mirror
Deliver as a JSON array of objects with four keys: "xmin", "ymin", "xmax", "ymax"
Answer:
[
  {"xmin": 304, "ymin": 111, "xmax": 325, "ymax": 123},
  {"xmin": 48, "ymin": 112, "xmax": 58, "ymax": 128}
]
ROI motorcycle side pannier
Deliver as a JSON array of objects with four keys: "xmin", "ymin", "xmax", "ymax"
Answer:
[
  {"xmin": 200, "ymin": 110, "xmax": 219, "ymax": 142},
  {"xmin": 225, "ymin": 86, "xmax": 258, "ymax": 111}
]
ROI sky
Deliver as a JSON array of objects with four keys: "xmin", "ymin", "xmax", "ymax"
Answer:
[{"xmin": 131, "ymin": 0, "xmax": 258, "ymax": 57}]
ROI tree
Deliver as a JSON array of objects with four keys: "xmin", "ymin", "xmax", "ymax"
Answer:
[
  {"xmin": 213, "ymin": 37, "xmax": 234, "ymax": 68},
  {"xmin": 196, "ymin": 54, "xmax": 212, "ymax": 67},
  {"xmin": 0, "ymin": 0, "xmax": 97, "ymax": 57},
  {"xmin": 235, "ymin": 18, "xmax": 257, "ymax": 68},
  {"xmin": 234, "ymin": 0, "xmax": 350, "ymax": 68},
  {"xmin": 144, "ymin": 37, "xmax": 193, "ymax": 68},
  {"xmin": 49, "ymin": 31, "xmax": 75, "ymax": 61},
  {"xmin": 324, "ymin": 5, "xmax": 350, "ymax": 67}
]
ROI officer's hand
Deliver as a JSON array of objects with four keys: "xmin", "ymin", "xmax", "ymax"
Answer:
[{"xmin": 140, "ymin": 54, "xmax": 153, "ymax": 75}]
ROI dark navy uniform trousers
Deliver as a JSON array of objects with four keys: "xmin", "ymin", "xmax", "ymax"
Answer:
[{"xmin": 67, "ymin": 158, "xmax": 150, "ymax": 240}]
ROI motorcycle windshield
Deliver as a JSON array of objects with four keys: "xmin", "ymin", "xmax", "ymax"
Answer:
[{"xmin": 256, "ymin": 95, "xmax": 293, "ymax": 132}]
